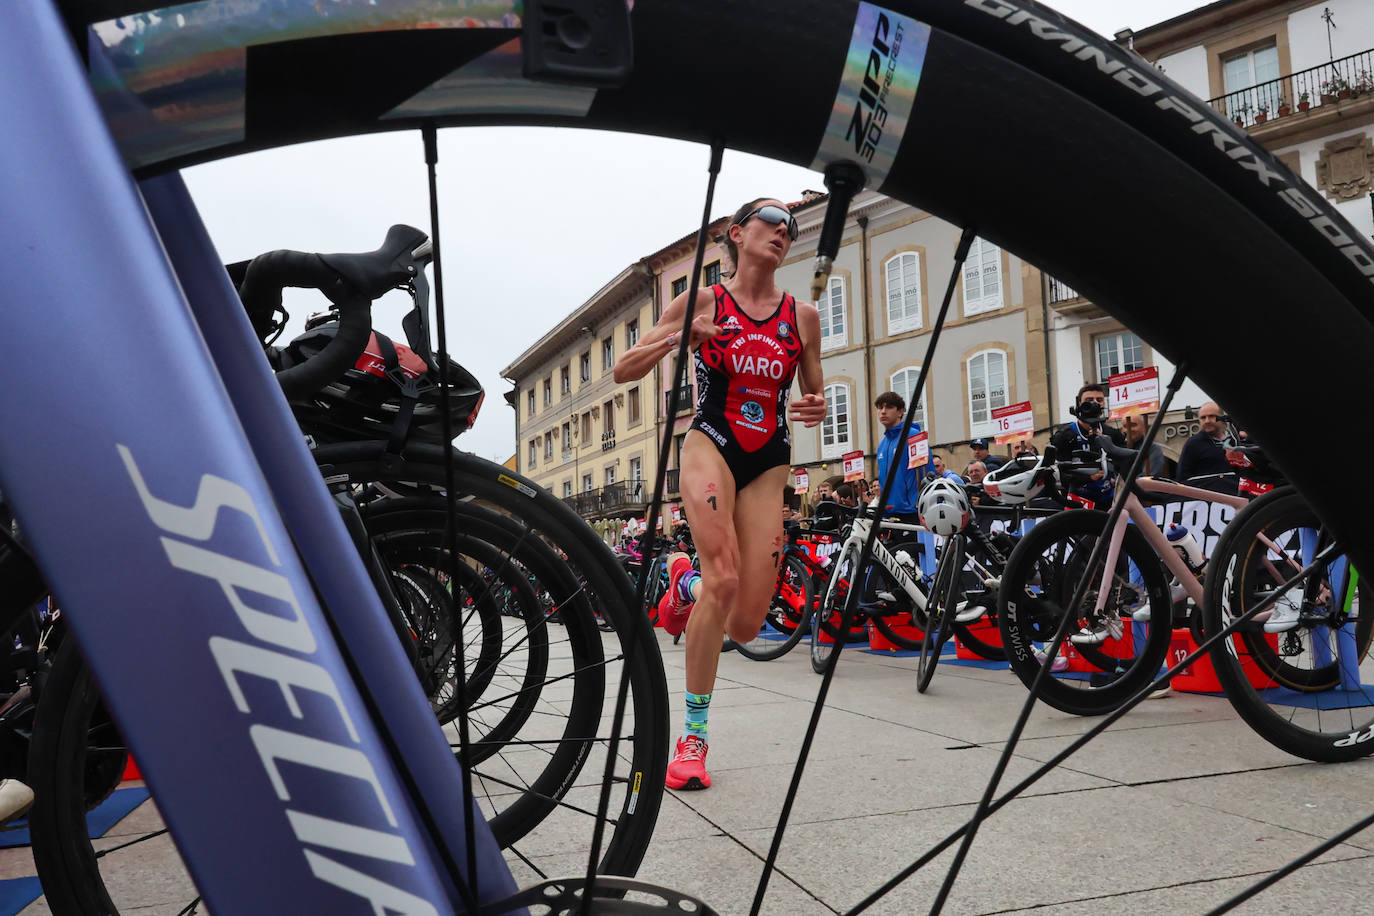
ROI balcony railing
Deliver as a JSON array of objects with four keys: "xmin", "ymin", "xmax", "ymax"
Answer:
[
  {"xmin": 1047, "ymin": 276, "xmax": 1080, "ymax": 304},
  {"xmin": 1208, "ymin": 48, "xmax": 1374, "ymax": 129},
  {"xmin": 563, "ymin": 480, "xmax": 647, "ymax": 518},
  {"xmin": 665, "ymin": 385, "xmax": 693, "ymax": 414}
]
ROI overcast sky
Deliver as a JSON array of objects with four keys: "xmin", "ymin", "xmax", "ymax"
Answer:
[{"xmin": 182, "ymin": 0, "xmax": 1204, "ymax": 465}]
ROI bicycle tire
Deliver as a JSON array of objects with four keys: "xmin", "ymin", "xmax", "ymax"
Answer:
[
  {"xmin": 28, "ymin": 637, "xmax": 140, "ymax": 915},
  {"xmin": 917, "ymin": 537, "xmax": 963, "ymax": 694},
  {"xmin": 29, "ymin": 445, "xmax": 669, "ymax": 912},
  {"xmin": 1202, "ymin": 487, "xmax": 1374, "ymax": 762},
  {"xmin": 735, "ymin": 554, "xmax": 812, "ymax": 662},
  {"xmin": 313, "ymin": 442, "xmax": 669, "ymax": 873},
  {"xmin": 951, "ymin": 531, "xmax": 1013, "ymax": 661},
  {"xmin": 811, "ymin": 543, "xmax": 862, "ymax": 674},
  {"xmin": 998, "ymin": 509, "xmax": 1173, "ymax": 717},
  {"xmin": 361, "ymin": 499, "xmax": 556, "ymax": 767}
]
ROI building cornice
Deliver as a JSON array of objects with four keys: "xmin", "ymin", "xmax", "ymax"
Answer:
[
  {"xmin": 501, "ymin": 262, "xmax": 651, "ymax": 380},
  {"xmin": 1125, "ymin": 0, "xmax": 1313, "ymax": 60}
]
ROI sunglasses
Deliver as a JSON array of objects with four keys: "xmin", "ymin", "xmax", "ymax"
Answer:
[{"xmin": 738, "ymin": 205, "xmax": 799, "ymax": 241}]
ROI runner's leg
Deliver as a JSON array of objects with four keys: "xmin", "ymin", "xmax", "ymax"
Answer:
[
  {"xmin": 724, "ymin": 465, "xmax": 790, "ymax": 643},
  {"xmin": 679, "ymin": 430, "xmax": 739, "ymax": 696}
]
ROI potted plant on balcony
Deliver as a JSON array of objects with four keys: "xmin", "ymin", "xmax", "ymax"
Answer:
[
  {"xmin": 1298, "ymin": 91, "xmax": 1311, "ymax": 112},
  {"xmin": 1232, "ymin": 102, "xmax": 1249, "ymax": 127},
  {"xmin": 1355, "ymin": 70, "xmax": 1374, "ymax": 97},
  {"xmin": 1254, "ymin": 102, "xmax": 1269, "ymax": 123},
  {"xmin": 1320, "ymin": 79, "xmax": 1338, "ymax": 105},
  {"xmin": 1277, "ymin": 97, "xmax": 1292, "ymax": 117},
  {"xmin": 1336, "ymin": 76, "xmax": 1352, "ymax": 100}
]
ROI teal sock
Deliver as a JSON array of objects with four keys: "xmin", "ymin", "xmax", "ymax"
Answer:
[
  {"xmin": 678, "ymin": 570, "xmax": 701, "ymax": 604},
  {"xmin": 684, "ymin": 691, "xmax": 711, "ymax": 742}
]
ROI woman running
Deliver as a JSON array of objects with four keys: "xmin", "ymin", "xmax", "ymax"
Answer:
[{"xmin": 614, "ymin": 197, "xmax": 825, "ymax": 789}]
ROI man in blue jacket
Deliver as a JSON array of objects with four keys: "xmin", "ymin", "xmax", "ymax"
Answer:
[{"xmin": 873, "ymin": 391, "xmax": 924, "ymax": 516}]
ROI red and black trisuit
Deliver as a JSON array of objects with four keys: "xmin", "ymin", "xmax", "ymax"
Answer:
[{"xmin": 689, "ymin": 284, "xmax": 803, "ymax": 490}]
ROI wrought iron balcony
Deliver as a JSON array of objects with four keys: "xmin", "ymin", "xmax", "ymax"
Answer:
[
  {"xmin": 1208, "ymin": 48, "xmax": 1374, "ymax": 129},
  {"xmin": 562, "ymin": 480, "xmax": 648, "ymax": 519},
  {"xmin": 1047, "ymin": 276, "xmax": 1080, "ymax": 304}
]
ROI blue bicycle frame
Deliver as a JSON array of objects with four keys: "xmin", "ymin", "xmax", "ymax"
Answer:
[{"xmin": 0, "ymin": 2, "xmax": 518, "ymax": 911}]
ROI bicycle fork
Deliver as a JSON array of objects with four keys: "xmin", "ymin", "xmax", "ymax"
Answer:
[{"xmin": 332, "ymin": 492, "xmax": 422, "ymax": 668}]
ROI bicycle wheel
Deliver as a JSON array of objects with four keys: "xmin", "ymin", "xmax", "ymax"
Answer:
[
  {"xmin": 735, "ymin": 554, "xmax": 812, "ymax": 662},
  {"xmin": 29, "ymin": 445, "xmax": 669, "ymax": 912},
  {"xmin": 1202, "ymin": 487, "xmax": 1374, "ymax": 762},
  {"xmin": 951, "ymin": 530, "xmax": 1015, "ymax": 662},
  {"xmin": 314, "ymin": 443, "xmax": 669, "ymax": 874},
  {"xmin": 998, "ymin": 509, "xmax": 1173, "ymax": 717},
  {"xmin": 916, "ymin": 537, "xmax": 963, "ymax": 694},
  {"xmin": 811, "ymin": 543, "xmax": 863, "ymax": 674}
]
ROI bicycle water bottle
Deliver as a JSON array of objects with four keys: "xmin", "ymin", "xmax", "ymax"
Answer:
[
  {"xmin": 895, "ymin": 549, "xmax": 917, "ymax": 575},
  {"xmin": 1167, "ymin": 524, "xmax": 1205, "ymax": 571}
]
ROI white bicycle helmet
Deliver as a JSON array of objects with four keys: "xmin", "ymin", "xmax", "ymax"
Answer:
[
  {"xmin": 982, "ymin": 452, "xmax": 1055, "ymax": 506},
  {"xmin": 918, "ymin": 477, "xmax": 972, "ymax": 536}
]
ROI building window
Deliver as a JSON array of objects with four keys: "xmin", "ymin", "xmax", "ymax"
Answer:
[
  {"xmin": 527, "ymin": 389, "xmax": 535, "ymax": 417},
  {"xmin": 582, "ymin": 473, "xmax": 593, "ymax": 492},
  {"xmin": 1222, "ymin": 42, "xmax": 1280, "ymax": 119},
  {"xmin": 885, "ymin": 252, "xmax": 922, "ymax": 334},
  {"xmin": 605, "ymin": 466, "xmax": 616, "ymax": 487},
  {"xmin": 626, "ymin": 318, "xmax": 639, "ymax": 348},
  {"xmin": 603, "ymin": 399, "xmax": 615, "ymax": 435},
  {"xmin": 579, "ymin": 351, "xmax": 591, "ymax": 382},
  {"xmin": 821, "ymin": 382, "xmax": 851, "ymax": 459},
  {"xmin": 627, "ymin": 386, "xmax": 641, "ymax": 425},
  {"xmin": 968, "ymin": 349, "xmax": 1009, "ymax": 438},
  {"xmin": 704, "ymin": 261, "xmax": 721, "ymax": 286},
  {"xmin": 563, "ymin": 480, "xmax": 573, "ymax": 498},
  {"xmin": 890, "ymin": 367, "xmax": 927, "ymax": 432},
  {"xmin": 560, "ymin": 365, "xmax": 571, "ymax": 396},
  {"xmin": 1096, "ymin": 331, "xmax": 1145, "ymax": 382},
  {"xmin": 671, "ymin": 276, "xmax": 688, "ymax": 298},
  {"xmin": 581, "ymin": 411, "xmax": 592, "ymax": 443},
  {"xmin": 629, "ymin": 456, "xmax": 642, "ymax": 482},
  {"xmin": 528, "ymin": 439, "xmax": 537, "ymax": 467},
  {"xmin": 562, "ymin": 421, "xmax": 572, "ymax": 453},
  {"xmin": 819, "ymin": 276, "xmax": 847, "ymax": 352},
  {"xmin": 602, "ymin": 336, "xmax": 614, "ymax": 370},
  {"xmin": 543, "ymin": 377, "xmax": 552, "ymax": 407},
  {"xmin": 544, "ymin": 432, "xmax": 554, "ymax": 460},
  {"xmin": 962, "ymin": 237, "xmax": 1003, "ymax": 316}
]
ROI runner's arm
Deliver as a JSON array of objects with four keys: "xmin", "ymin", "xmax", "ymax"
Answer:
[
  {"xmin": 613, "ymin": 287, "xmax": 717, "ymax": 383},
  {"xmin": 788, "ymin": 301, "xmax": 826, "ymax": 428}
]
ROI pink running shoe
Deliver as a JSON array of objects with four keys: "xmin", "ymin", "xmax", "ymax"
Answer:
[
  {"xmin": 1034, "ymin": 647, "xmax": 1070, "ymax": 673},
  {"xmin": 657, "ymin": 553, "xmax": 697, "ymax": 637},
  {"xmin": 665, "ymin": 735, "xmax": 710, "ymax": 790}
]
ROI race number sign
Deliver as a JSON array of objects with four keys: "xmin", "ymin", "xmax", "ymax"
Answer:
[
  {"xmin": 793, "ymin": 468, "xmax": 809, "ymax": 492},
  {"xmin": 992, "ymin": 401, "xmax": 1034, "ymax": 445},
  {"xmin": 1108, "ymin": 366, "xmax": 1159, "ymax": 418},
  {"xmin": 671, "ymin": 506, "xmax": 681, "ymax": 523},
  {"xmin": 842, "ymin": 450, "xmax": 866, "ymax": 482},
  {"xmin": 907, "ymin": 431, "xmax": 929, "ymax": 469}
]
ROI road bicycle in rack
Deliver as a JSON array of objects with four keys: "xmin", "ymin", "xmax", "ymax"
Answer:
[
  {"xmin": 995, "ymin": 434, "xmax": 1361, "ymax": 718},
  {"xmin": 1202, "ymin": 484, "xmax": 1373, "ymax": 762},
  {"xmin": 913, "ymin": 452, "xmax": 1068, "ymax": 691},
  {"xmin": 809, "ymin": 501, "xmax": 986, "ymax": 676}
]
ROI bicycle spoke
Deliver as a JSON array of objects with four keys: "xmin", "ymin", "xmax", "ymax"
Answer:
[{"xmin": 94, "ymin": 828, "xmax": 170, "ymax": 859}]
